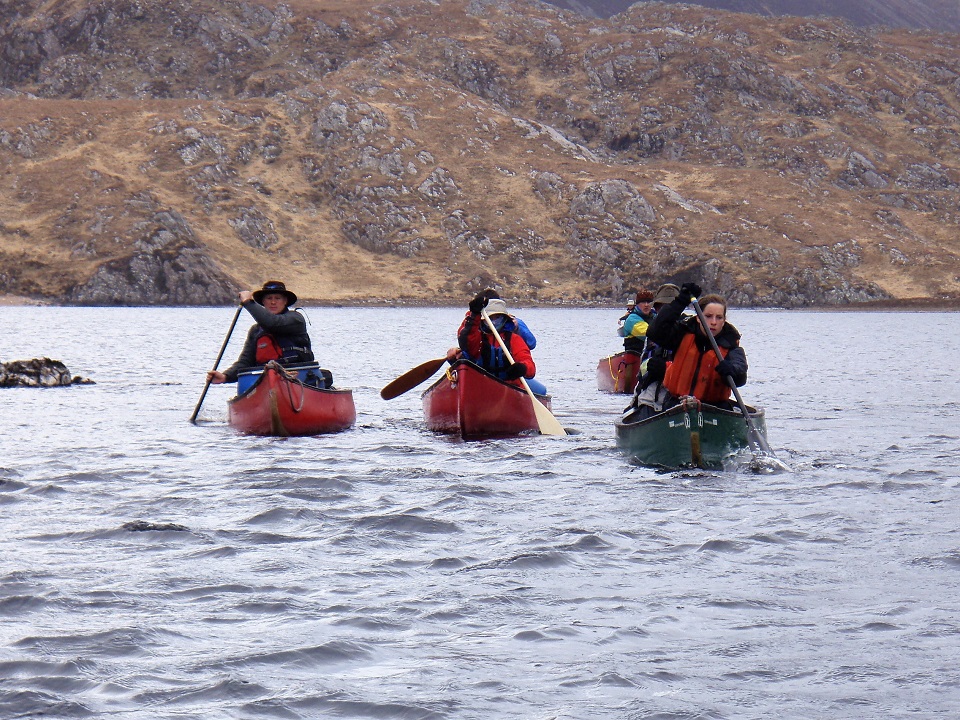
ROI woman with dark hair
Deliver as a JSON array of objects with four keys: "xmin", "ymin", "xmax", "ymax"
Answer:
[{"xmin": 645, "ymin": 282, "xmax": 747, "ymax": 409}]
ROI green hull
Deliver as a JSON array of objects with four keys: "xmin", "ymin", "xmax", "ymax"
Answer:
[{"xmin": 615, "ymin": 398, "xmax": 767, "ymax": 470}]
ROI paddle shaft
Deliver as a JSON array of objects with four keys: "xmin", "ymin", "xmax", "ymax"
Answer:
[
  {"xmin": 480, "ymin": 309, "xmax": 565, "ymax": 436},
  {"xmin": 189, "ymin": 304, "xmax": 243, "ymax": 424},
  {"xmin": 690, "ymin": 297, "xmax": 775, "ymax": 456}
]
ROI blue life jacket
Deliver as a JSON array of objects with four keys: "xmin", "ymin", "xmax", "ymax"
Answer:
[{"xmin": 479, "ymin": 328, "xmax": 514, "ymax": 379}]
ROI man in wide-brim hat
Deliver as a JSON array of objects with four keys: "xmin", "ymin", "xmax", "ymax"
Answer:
[
  {"xmin": 206, "ymin": 281, "xmax": 315, "ymax": 385},
  {"xmin": 252, "ymin": 280, "xmax": 298, "ymax": 307}
]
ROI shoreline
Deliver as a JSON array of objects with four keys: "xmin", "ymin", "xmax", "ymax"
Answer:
[{"xmin": 2, "ymin": 295, "xmax": 959, "ymax": 311}]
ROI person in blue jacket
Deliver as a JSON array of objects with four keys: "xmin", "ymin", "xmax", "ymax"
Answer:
[
  {"xmin": 476, "ymin": 288, "xmax": 537, "ymax": 349},
  {"xmin": 445, "ymin": 288, "xmax": 547, "ymax": 394},
  {"xmin": 618, "ymin": 289, "xmax": 655, "ymax": 354}
]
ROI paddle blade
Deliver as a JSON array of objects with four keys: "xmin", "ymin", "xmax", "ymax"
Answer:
[
  {"xmin": 531, "ymin": 396, "xmax": 566, "ymax": 436},
  {"xmin": 380, "ymin": 357, "xmax": 447, "ymax": 400},
  {"xmin": 516, "ymin": 378, "xmax": 566, "ymax": 436}
]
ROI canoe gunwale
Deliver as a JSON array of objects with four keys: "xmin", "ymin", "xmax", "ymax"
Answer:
[
  {"xmin": 227, "ymin": 361, "xmax": 355, "ymax": 436},
  {"xmin": 421, "ymin": 359, "xmax": 551, "ymax": 438},
  {"xmin": 232, "ymin": 361, "xmax": 350, "ymax": 402},
  {"xmin": 421, "ymin": 359, "xmax": 549, "ymax": 400}
]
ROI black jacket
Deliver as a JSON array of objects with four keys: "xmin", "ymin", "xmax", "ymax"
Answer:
[
  {"xmin": 647, "ymin": 297, "xmax": 747, "ymax": 387},
  {"xmin": 223, "ymin": 301, "xmax": 313, "ymax": 382}
]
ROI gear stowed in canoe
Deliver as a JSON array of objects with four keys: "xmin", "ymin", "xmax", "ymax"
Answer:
[
  {"xmin": 421, "ymin": 359, "xmax": 554, "ymax": 439},
  {"xmin": 596, "ymin": 351, "xmax": 643, "ymax": 394},
  {"xmin": 228, "ymin": 361, "xmax": 356, "ymax": 437},
  {"xmin": 615, "ymin": 396, "xmax": 768, "ymax": 470}
]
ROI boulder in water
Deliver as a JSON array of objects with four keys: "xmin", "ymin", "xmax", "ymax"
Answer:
[{"xmin": 0, "ymin": 358, "xmax": 94, "ymax": 387}]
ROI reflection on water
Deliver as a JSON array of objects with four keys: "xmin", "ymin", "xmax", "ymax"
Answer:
[{"xmin": 1, "ymin": 306, "xmax": 959, "ymax": 719}]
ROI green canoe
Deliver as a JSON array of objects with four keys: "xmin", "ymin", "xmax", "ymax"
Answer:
[{"xmin": 615, "ymin": 396, "xmax": 768, "ymax": 470}]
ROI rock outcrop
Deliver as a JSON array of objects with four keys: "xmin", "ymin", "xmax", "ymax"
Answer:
[{"xmin": 0, "ymin": 358, "xmax": 94, "ymax": 387}]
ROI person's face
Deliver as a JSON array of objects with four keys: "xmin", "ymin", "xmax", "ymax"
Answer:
[
  {"xmin": 262, "ymin": 293, "xmax": 288, "ymax": 315},
  {"xmin": 637, "ymin": 300, "xmax": 653, "ymax": 315},
  {"xmin": 700, "ymin": 302, "xmax": 726, "ymax": 336}
]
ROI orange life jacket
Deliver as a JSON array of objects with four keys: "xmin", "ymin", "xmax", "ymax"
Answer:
[{"xmin": 662, "ymin": 332, "xmax": 731, "ymax": 403}]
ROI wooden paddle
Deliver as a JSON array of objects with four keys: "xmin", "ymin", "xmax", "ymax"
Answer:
[
  {"xmin": 380, "ymin": 357, "xmax": 448, "ymax": 400},
  {"xmin": 189, "ymin": 304, "xmax": 243, "ymax": 424},
  {"xmin": 690, "ymin": 297, "xmax": 785, "ymax": 466},
  {"xmin": 480, "ymin": 308, "xmax": 566, "ymax": 436}
]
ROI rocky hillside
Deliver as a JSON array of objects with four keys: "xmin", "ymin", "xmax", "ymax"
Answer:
[
  {"xmin": 1, "ymin": 0, "xmax": 959, "ymax": 307},
  {"xmin": 548, "ymin": 0, "xmax": 960, "ymax": 33}
]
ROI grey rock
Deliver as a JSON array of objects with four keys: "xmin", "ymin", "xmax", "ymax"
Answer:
[
  {"xmin": 67, "ymin": 205, "xmax": 236, "ymax": 305},
  {"xmin": 417, "ymin": 167, "xmax": 460, "ymax": 201},
  {"xmin": 229, "ymin": 206, "xmax": 278, "ymax": 250},
  {"xmin": 0, "ymin": 358, "xmax": 94, "ymax": 387}
]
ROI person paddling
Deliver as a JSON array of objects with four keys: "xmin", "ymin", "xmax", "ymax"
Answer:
[
  {"xmin": 626, "ymin": 282, "xmax": 680, "ymax": 418},
  {"xmin": 206, "ymin": 280, "xmax": 317, "ymax": 386},
  {"xmin": 645, "ymin": 282, "xmax": 747, "ymax": 410},
  {"xmin": 447, "ymin": 291, "xmax": 547, "ymax": 395}
]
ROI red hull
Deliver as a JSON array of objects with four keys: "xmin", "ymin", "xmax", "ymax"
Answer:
[
  {"xmin": 421, "ymin": 361, "xmax": 552, "ymax": 439},
  {"xmin": 228, "ymin": 363, "xmax": 356, "ymax": 436},
  {"xmin": 597, "ymin": 351, "xmax": 642, "ymax": 394}
]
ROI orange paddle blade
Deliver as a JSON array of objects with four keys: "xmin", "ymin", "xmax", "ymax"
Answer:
[{"xmin": 380, "ymin": 357, "xmax": 447, "ymax": 400}]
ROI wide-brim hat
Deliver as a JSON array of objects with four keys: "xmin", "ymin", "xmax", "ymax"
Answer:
[
  {"xmin": 485, "ymin": 298, "xmax": 509, "ymax": 316},
  {"xmin": 652, "ymin": 283, "xmax": 680, "ymax": 305},
  {"xmin": 253, "ymin": 280, "xmax": 297, "ymax": 306}
]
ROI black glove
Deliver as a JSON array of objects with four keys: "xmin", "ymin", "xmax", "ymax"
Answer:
[
  {"xmin": 468, "ymin": 293, "xmax": 488, "ymax": 315},
  {"xmin": 715, "ymin": 359, "xmax": 736, "ymax": 379},
  {"xmin": 639, "ymin": 357, "xmax": 667, "ymax": 390},
  {"xmin": 504, "ymin": 362, "xmax": 527, "ymax": 380},
  {"xmin": 646, "ymin": 356, "xmax": 667, "ymax": 381},
  {"xmin": 678, "ymin": 282, "xmax": 702, "ymax": 305}
]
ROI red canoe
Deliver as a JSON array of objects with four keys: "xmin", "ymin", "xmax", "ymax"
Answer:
[
  {"xmin": 421, "ymin": 360, "xmax": 552, "ymax": 439},
  {"xmin": 228, "ymin": 361, "xmax": 356, "ymax": 436},
  {"xmin": 597, "ymin": 351, "xmax": 643, "ymax": 393}
]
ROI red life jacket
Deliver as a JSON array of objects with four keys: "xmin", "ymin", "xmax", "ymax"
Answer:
[
  {"xmin": 255, "ymin": 333, "xmax": 284, "ymax": 364},
  {"xmin": 663, "ymin": 332, "xmax": 731, "ymax": 403}
]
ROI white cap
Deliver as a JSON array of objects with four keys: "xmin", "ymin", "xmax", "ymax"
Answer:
[{"xmin": 485, "ymin": 298, "xmax": 509, "ymax": 316}]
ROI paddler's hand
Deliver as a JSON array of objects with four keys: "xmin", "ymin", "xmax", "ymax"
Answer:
[
  {"xmin": 445, "ymin": 347, "xmax": 461, "ymax": 362},
  {"xmin": 504, "ymin": 362, "xmax": 527, "ymax": 380},
  {"xmin": 715, "ymin": 359, "xmax": 736, "ymax": 380},
  {"xmin": 207, "ymin": 370, "xmax": 227, "ymax": 384},
  {"xmin": 238, "ymin": 290, "xmax": 254, "ymax": 304},
  {"xmin": 678, "ymin": 282, "xmax": 702, "ymax": 305},
  {"xmin": 468, "ymin": 293, "xmax": 488, "ymax": 315}
]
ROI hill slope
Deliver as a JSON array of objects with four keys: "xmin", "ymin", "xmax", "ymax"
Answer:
[{"xmin": 1, "ymin": 0, "xmax": 959, "ymax": 307}]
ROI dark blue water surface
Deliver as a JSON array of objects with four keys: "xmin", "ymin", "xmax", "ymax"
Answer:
[{"xmin": 1, "ymin": 306, "xmax": 958, "ymax": 719}]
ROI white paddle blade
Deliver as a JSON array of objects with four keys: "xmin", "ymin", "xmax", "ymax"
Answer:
[{"xmin": 532, "ymin": 397, "xmax": 566, "ymax": 436}]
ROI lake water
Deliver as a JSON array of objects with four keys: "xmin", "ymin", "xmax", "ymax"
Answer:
[{"xmin": 1, "ymin": 306, "xmax": 958, "ymax": 719}]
